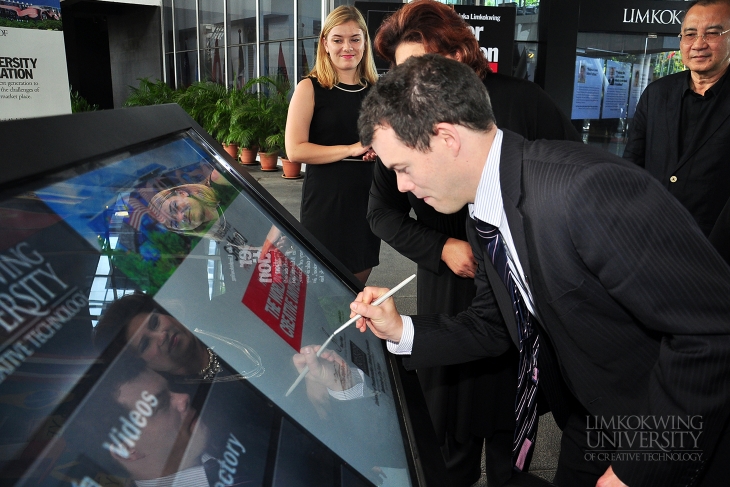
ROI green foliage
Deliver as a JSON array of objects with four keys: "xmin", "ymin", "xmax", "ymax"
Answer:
[
  {"xmin": 123, "ymin": 78, "xmax": 178, "ymax": 107},
  {"xmin": 230, "ymin": 75, "xmax": 290, "ymax": 154},
  {"xmin": 99, "ymin": 230, "xmax": 193, "ymax": 295},
  {"xmin": 0, "ymin": 18, "xmax": 62, "ymax": 30},
  {"xmin": 70, "ymin": 88, "xmax": 99, "ymax": 113},
  {"xmin": 210, "ymin": 86, "xmax": 252, "ymax": 144},
  {"xmin": 653, "ymin": 51, "xmax": 685, "ymax": 78},
  {"xmin": 174, "ymin": 81, "xmax": 228, "ymax": 134},
  {"xmin": 122, "ymin": 75, "xmax": 290, "ymax": 152}
]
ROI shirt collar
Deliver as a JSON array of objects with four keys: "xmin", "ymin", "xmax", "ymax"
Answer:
[
  {"xmin": 684, "ymin": 65, "xmax": 730, "ymax": 98},
  {"xmin": 469, "ymin": 129, "xmax": 504, "ymax": 226}
]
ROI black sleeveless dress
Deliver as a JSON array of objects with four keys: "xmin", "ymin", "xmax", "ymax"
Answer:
[{"xmin": 300, "ymin": 77, "xmax": 380, "ymax": 274}]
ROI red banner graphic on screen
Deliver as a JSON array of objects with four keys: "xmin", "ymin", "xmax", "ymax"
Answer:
[
  {"xmin": 242, "ymin": 245, "xmax": 307, "ymax": 351},
  {"xmin": 489, "ymin": 62, "xmax": 498, "ymax": 73}
]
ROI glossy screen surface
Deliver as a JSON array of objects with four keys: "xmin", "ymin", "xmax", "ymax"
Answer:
[{"xmin": 0, "ymin": 130, "xmax": 411, "ymax": 487}]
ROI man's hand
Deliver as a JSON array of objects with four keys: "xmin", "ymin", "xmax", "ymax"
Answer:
[
  {"xmin": 441, "ymin": 238, "xmax": 477, "ymax": 278},
  {"xmin": 351, "ymin": 287, "xmax": 404, "ymax": 342},
  {"xmin": 596, "ymin": 466, "xmax": 628, "ymax": 487},
  {"xmin": 292, "ymin": 345, "xmax": 355, "ymax": 391},
  {"xmin": 292, "ymin": 345, "xmax": 357, "ymax": 419}
]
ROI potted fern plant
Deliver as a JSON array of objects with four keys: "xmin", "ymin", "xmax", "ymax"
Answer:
[
  {"xmin": 257, "ymin": 75, "xmax": 290, "ymax": 171},
  {"xmin": 123, "ymin": 78, "xmax": 178, "ymax": 107},
  {"xmin": 174, "ymin": 81, "xmax": 228, "ymax": 141},
  {"xmin": 231, "ymin": 75, "xmax": 290, "ymax": 168},
  {"xmin": 264, "ymin": 120, "xmax": 301, "ymax": 178},
  {"xmin": 230, "ymin": 94, "xmax": 261, "ymax": 165},
  {"xmin": 211, "ymin": 87, "xmax": 250, "ymax": 159}
]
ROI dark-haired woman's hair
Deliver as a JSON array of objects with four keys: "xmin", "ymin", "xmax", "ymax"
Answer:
[{"xmin": 373, "ymin": 0, "xmax": 490, "ymax": 79}]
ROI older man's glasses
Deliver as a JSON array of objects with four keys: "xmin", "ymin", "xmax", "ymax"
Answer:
[{"xmin": 678, "ymin": 28, "xmax": 730, "ymax": 44}]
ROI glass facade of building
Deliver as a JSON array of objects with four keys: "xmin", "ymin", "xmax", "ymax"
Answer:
[
  {"xmin": 162, "ymin": 0, "xmax": 325, "ymax": 91},
  {"xmin": 162, "ymin": 0, "xmax": 541, "ymax": 92}
]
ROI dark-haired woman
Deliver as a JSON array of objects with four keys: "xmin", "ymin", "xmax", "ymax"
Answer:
[{"xmin": 367, "ymin": 1, "xmax": 580, "ymax": 485}]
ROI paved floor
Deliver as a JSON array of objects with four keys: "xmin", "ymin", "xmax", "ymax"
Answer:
[{"xmin": 243, "ymin": 162, "xmax": 560, "ymax": 486}]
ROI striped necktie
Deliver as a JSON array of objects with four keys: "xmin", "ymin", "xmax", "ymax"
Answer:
[{"xmin": 474, "ymin": 217, "xmax": 540, "ymax": 472}]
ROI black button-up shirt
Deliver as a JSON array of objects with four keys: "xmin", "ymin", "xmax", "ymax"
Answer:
[{"xmin": 679, "ymin": 67, "xmax": 730, "ymax": 156}]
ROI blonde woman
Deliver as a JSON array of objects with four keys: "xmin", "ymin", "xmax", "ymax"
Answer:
[{"xmin": 285, "ymin": 6, "xmax": 380, "ymax": 285}]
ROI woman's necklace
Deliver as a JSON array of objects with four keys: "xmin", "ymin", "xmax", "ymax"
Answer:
[
  {"xmin": 199, "ymin": 347, "xmax": 222, "ymax": 380},
  {"xmin": 333, "ymin": 81, "xmax": 368, "ymax": 93},
  {"xmin": 181, "ymin": 329, "xmax": 265, "ymax": 383}
]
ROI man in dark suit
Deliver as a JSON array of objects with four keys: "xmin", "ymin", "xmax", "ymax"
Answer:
[
  {"xmin": 366, "ymin": 2, "xmax": 581, "ymax": 485},
  {"xmin": 624, "ymin": 0, "xmax": 730, "ymax": 240},
  {"xmin": 353, "ymin": 54, "xmax": 730, "ymax": 487}
]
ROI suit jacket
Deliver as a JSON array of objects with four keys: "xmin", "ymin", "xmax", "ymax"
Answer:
[
  {"xmin": 623, "ymin": 70, "xmax": 730, "ymax": 236},
  {"xmin": 406, "ymin": 130, "xmax": 730, "ymax": 487},
  {"xmin": 367, "ymin": 73, "xmax": 580, "ymax": 442},
  {"xmin": 709, "ymin": 197, "xmax": 730, "ymax": 264}
]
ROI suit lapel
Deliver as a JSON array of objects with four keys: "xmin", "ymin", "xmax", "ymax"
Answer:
[
  {"xmin": 499, "ymin": 130, "xmax": 534, "ymax": 293},
  {"xmin": 494, "ymin": 132, "xmax": 577, "ymax": 425},
  {"xmin": 486, "ymin": 257, "xmax": 520, "ymax": 346},
  {"xmin": 467, "ymin": 222, "xmax": 519, "ymax": 346}
]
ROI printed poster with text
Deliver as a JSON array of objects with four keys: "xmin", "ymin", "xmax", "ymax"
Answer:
[
  {"xmin": 601, "ymin": 60, "xmax": 632, "ymax": 119},
  {"xmin": 571, "ymin": 56, "xmax": 604, "ymax": 120},
  {"xmin": 0, "ymin": 3, "xmax": 71, "ymax": 122},
  {"xmin": 628, "ymin": 55, "xmax": 653, "ymax": 119}
]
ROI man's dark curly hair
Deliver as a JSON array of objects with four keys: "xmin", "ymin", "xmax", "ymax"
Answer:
[{"xmin": 358, "ymin": 54, "xmax": 494, "ymax": 152}]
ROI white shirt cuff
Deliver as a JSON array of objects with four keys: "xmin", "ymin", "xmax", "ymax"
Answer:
[
  {"xmin": 328, "ymin": 368, "xmax": 365, "ymax": 400},
  {"xmin": 386, "ymin": 316, "xmax": 414, "ymax": 355}
]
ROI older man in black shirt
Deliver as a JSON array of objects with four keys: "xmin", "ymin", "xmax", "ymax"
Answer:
[{"xmin": 624, "ymin": 0, "xmax": 730, "ymax": 256}]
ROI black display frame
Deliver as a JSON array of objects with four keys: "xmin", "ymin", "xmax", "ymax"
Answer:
[{"xmin": 0, "ymin": 105, "xmax": 447, "ymax": 486}]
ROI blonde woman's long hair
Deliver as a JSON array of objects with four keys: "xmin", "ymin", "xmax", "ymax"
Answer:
[{"xmin": 308, "ymin": 6, "xmax": 378, "ymax": 89}]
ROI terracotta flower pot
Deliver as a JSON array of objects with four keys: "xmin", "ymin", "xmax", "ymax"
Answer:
[
  {"xmin": 259, "ymin": 152, "xmax": 279, "ymax": 171},
  {"xmin": 282, "ymin": 159, "xmax": 302, "ymax": 179},
  {"xmin": 239, "ymin": 147, "xmax": 258, "ymax": 165},
  {"xmin": 222, "ymin": 143, "xmax": 239, "ymax": 160}
]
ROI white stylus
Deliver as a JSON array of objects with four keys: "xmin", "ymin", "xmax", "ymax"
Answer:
[{"xmin": 285, "ymin": 274, "xmax": 416, "ymax": 397}]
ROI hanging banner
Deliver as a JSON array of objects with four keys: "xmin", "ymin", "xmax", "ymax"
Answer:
[
  {"xmin": 454, "ymin": 5, "xmax": 515, "ymax": 75},
  {"xmin": 0, "ymin": 1, "xmax": 70, "ymax": 121},
  {"xmin": 627, "ymin": 55, "xmax": 653, "ymax": 118},
  {"xmin": 356, "ymin": 2, "xmax": 515, "ymax": 76}
]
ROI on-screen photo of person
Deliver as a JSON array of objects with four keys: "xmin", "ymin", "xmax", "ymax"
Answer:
[
  {"xmin": 149, "ymin": 170, "xmax": 236, "ymax": 237},
  {"xmin": 66, "ymin": 352, "xmax": 215, "ymax": 486},
  {"xmin": 95, "ymin": 293, "xmax": 218, "ymax": 380}
]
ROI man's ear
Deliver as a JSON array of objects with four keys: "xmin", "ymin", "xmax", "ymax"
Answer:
[{"xmin": 433, "ymin": 123, "xmax": 461, "ymax": 155}]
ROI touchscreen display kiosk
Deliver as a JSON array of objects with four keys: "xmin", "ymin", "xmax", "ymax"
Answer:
[{"xmin": 0, "ymin": 105, "xmax": 445, "ymax": 487}]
